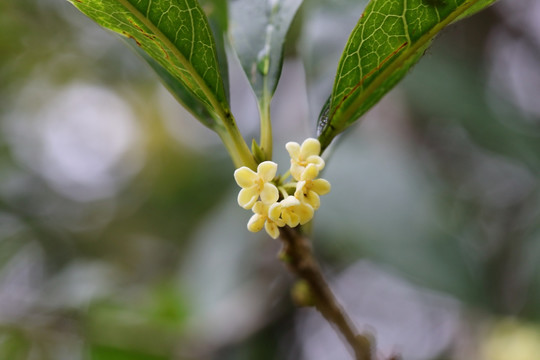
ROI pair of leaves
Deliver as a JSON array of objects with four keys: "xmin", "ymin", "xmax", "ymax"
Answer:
[
  {"xmin": 317, "ymin": 0, "xmax": 499, "ymax": 151},
  {"xmin": 68, "ymin": 0, "xmax": 498, "ymax": 155},
  {"xmin": 68, "ymin": 0, "xmax": 301, "ymax": 138}
]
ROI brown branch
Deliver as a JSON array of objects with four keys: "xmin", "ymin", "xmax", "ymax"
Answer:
[{"xmin": 278, "ymin": 226, "xmax": 374, "ymax": 360}]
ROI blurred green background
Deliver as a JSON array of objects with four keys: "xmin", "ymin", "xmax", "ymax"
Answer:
[{"xmin": 1, "ymin": 0, "xmax": 540, "ymax": 359}]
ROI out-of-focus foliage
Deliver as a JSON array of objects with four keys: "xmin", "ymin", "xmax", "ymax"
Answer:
[{"xmin": 1, "ymin": 0, "xmax": 540, "ymax": 359}]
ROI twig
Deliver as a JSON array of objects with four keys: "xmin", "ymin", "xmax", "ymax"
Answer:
[{"xmin": 278, "ymin": 226, "xmax": 373, "ymax": 360}]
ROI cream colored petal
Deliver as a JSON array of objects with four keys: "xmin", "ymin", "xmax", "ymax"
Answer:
[
  {"xmin": 252, "ymin": 201, "xmax": 268, "ymax": 215},
  {"xmin": 268, "ymin": 203, "xmax": 286, "ymax": 227},
  {"xmin": 268, "ymin": 202, "xmax": 283, "ymax": 223},
  {"xmin": 294, "ymin": 181, "xmax": 309, "ymax": 202},
  {"xmin": 260, "ymin": 183, "xmax": 279, "ymax": 204},
  {"xmin": 277, "ymin": 197, "xmax": 300, "ymax": 227},
  {"xmin": 234, "ymin": 167, "xmax": 257, "ymax": 188},
  {"xmin": 311, "ymin": 178, "xmax": 331, "ymax": 195},
  {"xmin": 285, "ymin": 142, "xmax": 301, "ymax": 160},
  {"xmin": 304, "ymin": 191, "xmax": 320, "ymax": 210},
  {"xmin": 257, "ymin": 161, "xmax": 278, "ymax": 182},
  {"xmin": 306, "ymin": 155, "xmax": 325, "ymax": 171},
  {"xmin": 238, "ymin": 186, "xmax": 258, "ymax": 209},
  {"xmin": 281, "ymin": 196, "xmax": 301, "ymax": 207},
  {"xmin": 247, "ymin": 214, "xmax": 266, "ymax": 232},
  {"xmin": 297, "ymin": 203, "xmax": 314, "ymax": 225},
  {"xmin": 274, "ymin": 218, "xmax": 286, "ymax": 227},
  {"xmin": 280, "ymin": 210, "xmax": 291, "ymax": 225},
  {"xmin": 300, "ymin": 138, "xmax": 321, "ymax": 158},
  {"xmin": 295, "ymin": 180, "xmax": 307, "ymax": 194},
  {"xmin": 290, "ymin": 163, "xmax": 304, "ymax": 181},
  {"xmin": 301, "ymin": 164, "xmax": 319, "ymax": 181},
  {"xmin": 265, "ymin": 221, "xmax": 280, "ymax": 239},
  {"xmin": 286, "ymin": 212, "xmax": 300, "ymax": 227}
]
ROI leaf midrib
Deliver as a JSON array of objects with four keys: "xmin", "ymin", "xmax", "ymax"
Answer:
[
  {"xmin": 329, "ymin": 0, "xmax": 479, "ymax": 131},
  {"xmin": 117, "ymin": 0, "xmax": 227, "ymax": 122}
]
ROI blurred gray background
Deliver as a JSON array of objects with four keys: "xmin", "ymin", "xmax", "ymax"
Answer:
[{"xmin": 1, "ymin": 0, "xmax": 540, "ymax": 359}]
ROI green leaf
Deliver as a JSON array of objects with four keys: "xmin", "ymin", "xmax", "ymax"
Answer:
[
  {"xmin": 125, "ymin": 0, "xmax": 230, "ymax": 127},
  {"xmin": 454, "ymin": 0, "xmax": 499, "ymax": 21},
  {"xmin": 318, "ymin": 0, "xmax": 499, "ymax": 150},
  {"xmin": 128, "ymin": 40, "xmax": 216, "ymax": 127},
  {"xmin": 229, "ymin": 0, "xmax": 303, "ymax": 101},
  {"xmin": 68, "ymin": 0, "xmax": 229, "ymax": 128},
  {"xmin": 199, "ymin": 0, "xmax": 230, "ymax": 103}
]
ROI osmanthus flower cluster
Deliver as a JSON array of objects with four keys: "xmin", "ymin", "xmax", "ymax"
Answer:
[{"xmin": 234, "ymin": 138, "xmax": 331, "ymax": 239}]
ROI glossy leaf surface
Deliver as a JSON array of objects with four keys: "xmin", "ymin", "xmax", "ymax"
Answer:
[
  {"xmin": 129, "ymin": 42, "xmax": 215, "ymax": 127},
  {"xmin": 229, "ymin": 0, "xmax": 303, "ymax": 101},
  {"xmin": 68, "ymin": 0, "xmax": 228, "ymax": 128},
  {"xmin": 200, "ymin": 0, "xmax": 230, "ymax": 103},
  {"xmin": 318, "ymin": 0, "xmax": 499, "ymax": 150}
]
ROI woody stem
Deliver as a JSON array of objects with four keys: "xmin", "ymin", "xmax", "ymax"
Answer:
[{"xmin": 278, "ymin": 226, "xmax": 374, "ymax": 360}]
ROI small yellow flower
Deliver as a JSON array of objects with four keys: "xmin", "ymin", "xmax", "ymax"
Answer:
[
  {"xmin": 286, "ymin": 138, "xmax": 325, "ymax": 181},
  {"xmin": 234, "ymin": 161, "xmax": 279, "ymax": 209},
  {"xmin": 247, "ymin": 201, "xmax": 282, "ymax": 239},
  {"xmin": 269, "ymin": 196, "xmax": 314, "ymax": 227},
  {"xmin": 234, "ymin": 139, "xmax": 331, "ymax": 238},
  {"xmin": 295, "ymin": 166, "xmax": 331, "ymax": 210}
]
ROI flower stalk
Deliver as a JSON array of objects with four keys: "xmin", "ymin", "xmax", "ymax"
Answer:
[
  {"xmin": 233, "ymin": 138, "xmax": 381, "ymax": 359},
  {"xmin": 278, "ymin": 226, "xmax": 374, "ymax": 360},
  {"xmin": 258, "ymin": 98, "xmax": 273, "ymax": 161},
  {"xmin": 217, "ymin": 113, "xmax": 257, "ymax": 170}
]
